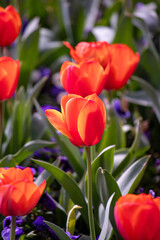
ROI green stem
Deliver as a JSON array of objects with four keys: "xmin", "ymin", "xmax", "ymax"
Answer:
[
  {"xmin": 10, "ymin": 216, "xmax": 16, "ymax": 240},
  {"xmin": 86, "ymin": 146, "xmax": 96, "ymax": 240}
]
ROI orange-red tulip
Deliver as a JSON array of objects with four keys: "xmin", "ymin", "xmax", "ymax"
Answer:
[
  {"xmin": 0, "ymin": 57, "xmax": 20, "ymax": 101},
  {"xmin": 60, "ymin": 58, "xmax": 110, "ymax": 97},
  {"xmin": 0, "ymin": 5, "xmax": 21, "ymax": 47},
  {"xmin": 45, "ymin": 93, "xmax": 106, "ymax": 146},
  {"xmin": 63, "ymin": 41, "xmax": 110, "ymax": 69},
  {"xmin": 64, "ymin": 41, "xmax": 140, "ymax": 90},
  {"xmin": 104, "ymin": 44, "xmax": 140, "ymax": 90},
  {"xmin": 114, "ymin": 194, "xmax": 160, "ymax": 240},
  {"xmin": 0, "ymin": 167, "xmax": 46, "ymax": 216}
]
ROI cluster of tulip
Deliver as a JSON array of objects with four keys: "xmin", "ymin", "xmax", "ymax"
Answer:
[
  {"xmin": 0, "ymin": 5, "xmax": 46, "ymax": 240},
  {"xmin": 0, "ymin": 4, "xmax": 160, "ymax": 240},
  {"xmin": 0, "ymin": 5, "xmax": 21, "ymax": 101},
  {"xmin": 46, "ymin": 41, "xmax": 140, "ymax": 147},
  {"xmin": 45, "ymin": 42, "xmax": 160, "ymax": 240}
]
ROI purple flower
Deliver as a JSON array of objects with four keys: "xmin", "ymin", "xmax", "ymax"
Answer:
[
  {"xmin": 3, "ymin": 217, "xmax": 23, "ymax": 228},
  {"xmin": 33, "ymin": 216, "xmax": 58, "ymax": 239},
  {"xmin": 1, "ymin": 227, "xmax": 23, "ymax": 240},
  {"xmin": 60, "ymin": 156, "xmax": 73, "ymax": 172},
  {"xmin": 38, "ymin": 192, "xmax": 57, "ymax": 211},
  {"xmin": 39, "ymin": 67, "xmax": 51, "ymax": 78},
  {"xmin": 149, "ymin": 189, "xmax": 155, "ymax": 198},
  {"xmin": 66, "ymin": 231, "xmax": 80, "ymax": 239},
  {"xmin": 112, "ymin": 98, "xmax": 131, "ymax": 119},
  {"xmin": 41, "ymin": 105, "xmax": 59, "ymax": 112}
]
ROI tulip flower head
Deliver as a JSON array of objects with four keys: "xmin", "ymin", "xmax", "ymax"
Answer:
[
  {"xmin": 45, "ymin": 93, "xmax": 106, "ymax": 146},
  {"xmin": 0, "ymin": 167, "xmax": 46, "ymax": 216},
  {"xmin": 114, "ymin": 193, "xmax": 160, "ymax": 240},
  {"xmin": 60, "ymin": 58, "xmax": 110, "ymax": 97},
  {"xmin": 0, "ymin": 57, "xmax": 20, "ymax": 101},
  {"xmin": 63, "ymin": 41, "xmax": 111, "ymax": 69},
  {"xmin": 0, "ymin": 5, "xmax": 21, "ymax": 47},
  {"xmin": 64, "ymin": 41, "xmax": 140, "ymax": 90},
  {"xmin": 104, "ymin": 44, "xmax": 140, "ymax": 90}
]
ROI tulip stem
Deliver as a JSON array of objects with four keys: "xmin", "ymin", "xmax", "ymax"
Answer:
[
  {"xmin": 86, "ymin": 146, "xmax": 96, "ymax": 240},
  {"xmin": 10, "ymin": 216, "xmax": 16, "ymax": 240}
]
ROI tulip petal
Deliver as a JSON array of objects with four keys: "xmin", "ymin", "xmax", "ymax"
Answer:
[
  {"xmin": 45, "ymin": 109, "xmax": 72, "ymax": 139},
  {"xmin": 78, "ymin": 100, "xmax": 105, "ymax": 146},
  {"xmin": 61, "ymin": 94, "xmax": 82, "ymax": 116},
  {"xmin": 105, "ymin": 44, "xmax": 140, "ymax": 90},
  {"xmin": 0, "ymin": 167, "xmax": 33, "ymax": 184},
  {"xmin": 0, "ymin": 185, "xmax": 25, "ymax": 216},
  {"xmin": 0, "ymin": 57, "xmax": 20, "ymax": 100},
  {"xmin": 65, "ymin": 97, "xmax": 87, "ymax": 146},
  {"xmin": 85, "ymin": 94, "xmax": 106, "ymax": 126},
  {"xmin": 11, "ymin": 180, "xmax": 46, "ymax": 215},
  {"xmin": 79, "ymin": 59, "xmax": 107, "ymax": 95}
]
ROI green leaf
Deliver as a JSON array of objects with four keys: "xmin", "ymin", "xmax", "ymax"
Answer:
[
  {"xmin": 44, "ymin": 221, "xmax": 71, "ymax": 240},
  {"xmin": 113, "ymin": 15, "xmax": 135, "ymax": 50},
  {"xmin": 32, "ymin": 159, "xmax": 88, "ymax": 223},
  {"xmin": 0, "ymin": 140, "xmax": 54, "ymax": 167},
  {"xmin": 34, "ymin": 99, "xmax": 85, "ymax": 179},
  {"xmin": 66, "ymin": 205, "xmax": 82, "ymax": 235},
  {"xmin": 86, "ymin": 145, "xmax": 115, "ymax": 210},
  {"xmin": 26, "ymin": 77, "xmax": 47, "ymax": 103},
  {"xmin": 98, "ymin": 194, "xmax": 115, "ymax": 240},
  {"xmin": 99, "ymin": 106, "xmax": 126, "ymax": 150},
  {"xmin": 131, "ymin": 75, "xmax": 160, "ymax": 124},
  {"xmin": 96, "ymin": 168, "xmax": 121, "ymax": 207},
  {"xmin": 113, "ymin": 119, "xmax": 142, "ymax": 178},
  {"xmin": 96, "ymin": 168, "xmax": 122, "ymax": 240},
  {"xmin": 78, "ymin": 236, "xmax": 91, "ymax": 240},
  {"xmin": 18, "ymin": 28, "xmax": 39, "ymax": 89},
  {"xmin": 117, "ymin": 155, "xmax": 149, "ymax": 195}
]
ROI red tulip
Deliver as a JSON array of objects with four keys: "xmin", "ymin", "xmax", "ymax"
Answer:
[
  {"xmin": 63, "ymin": 41, "xmax": 111, "ymax": 69},
  {"xmin": 0, "ymin": 5, "xmax": 21, "ymax": 47},
  {"xmin": 0, "ymin": 167, "xmax": 46, "ymax": 216},
  {"xmin": 114, "ymin": 194, "xmax": 160, "ymax": 240},
  {"xmin": 45, "ymin": 93, "xmax": 106, "ymax": 146},
  {"xmin": 0, "ymin": 57, "xmax": 20, "ymax": 101},
  {"xmin": 104, "ymin": 44, "xmax": 140, "ymax": 90},
  {"xmin": 60, "ymin": 58, "xmax": 110, "ymax": 97},
  {"xmin": 64, "ymin": 41, "xmax": 140, "ymax": 90}
]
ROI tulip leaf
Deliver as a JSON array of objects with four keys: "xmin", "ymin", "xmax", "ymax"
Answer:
[
  {"xmin": 131, "ymin": 75, "xmax": 160, "ymax": 124},
  {"xmin": 95, "ymin": 168, "xmax": 123, "ymax": 240},
  {"xmin": 98, "ymin": 193, "xmax": 115, "ymax": 240},
  {"xmin": 96, "ymin": 168, "xmax": 121, "ymax": 207},
  {"xmin": 117, "ymin": 155, "xmax": 149, "ymax": 195},
  {"xmin": 113, "ymin": 15, "xmax": 135, "ymax": 50},
  {"xmin": 86, "ymin": 145, "xmax": 115, "ymax": 212},
  {"xmin": 78, "ymin": 236, "xmax": 91, "ymax": 240},
  {"xmin": 0, "ymin": 140, "xmax": 54, "ymax": 167},
  {"xmin": 113, "ymin": 119, "xmax": 142, "ymax": 178},
  {"xmin": 44, "ymin": 221, "xmax": 71, "ymax": 240},
  {"xmin": 66, "ymin": 205, "xmax": 82, "ymax": 235},
  {"xmin": 32, "ymin": 159, "xmax": 88, "ymax": 223},
  {"xmin": 19, "ymin": 28, "xmax": 39, "ymax": 89},
  {"xmin": 99, "ymin": 106, "xmax": 126, "ymax": 151},
  {"xmin": 34, "ymin": 99, "xmax": 85, "ymax": 179},
  {"xmin": 26, "ymin": 77, "xmax": 47, "ymax": 104},
  {"xmin": 123, "ymin": 90, "xmax": 152, "ymax": 107}
]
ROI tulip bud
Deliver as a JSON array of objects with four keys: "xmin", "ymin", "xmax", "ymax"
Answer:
[{"xmin": 0, "ymin": 5, "xmax": 21, "ymax": 47}]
